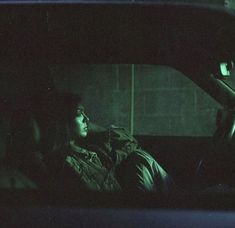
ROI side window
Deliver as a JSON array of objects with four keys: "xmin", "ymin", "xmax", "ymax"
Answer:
[
  {"xmin": 51, "ymin": 64, "xmax": 221, "ymax": 136},
  {"xmin": 134, "ymin": 65, "xmax": 221, "ymax": 136}
]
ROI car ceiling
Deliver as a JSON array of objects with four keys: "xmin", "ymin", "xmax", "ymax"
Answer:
[
  {"xmin": 0, "ymin": 4, "xmax": 234, "ymax": 70},
  {"xmin": 0, "ymin": 3, "xmax": 235, "ymax": 108}
]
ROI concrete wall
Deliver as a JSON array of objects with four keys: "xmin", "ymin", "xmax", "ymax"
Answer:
[{"xmin": 50, "ymin": 64, "xmax": 221, "ymax": 136}]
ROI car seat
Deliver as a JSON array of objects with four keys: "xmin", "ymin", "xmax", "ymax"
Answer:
[{"xmin": 7, "ymin": 110, "xmax": 48, "ymax": 188}]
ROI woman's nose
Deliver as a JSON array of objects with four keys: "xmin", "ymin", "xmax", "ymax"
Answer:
[{"xmin": 82, "ymin": 113, "xmax": 89, "ymax": 123}]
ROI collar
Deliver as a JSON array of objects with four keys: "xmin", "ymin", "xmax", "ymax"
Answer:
[{"xmin": 69, "ymin": 140, "xmax": 89, "ymax": 156}]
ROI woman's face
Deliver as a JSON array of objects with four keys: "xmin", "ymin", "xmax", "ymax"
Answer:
[{"xmin": 73, "ymin": 106, "xmax": 89, "ymax": 138}]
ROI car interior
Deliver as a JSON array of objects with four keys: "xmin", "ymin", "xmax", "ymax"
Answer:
[{"xmin": 1, "ymin": 1, "xmax": 235, "ymax": 226}]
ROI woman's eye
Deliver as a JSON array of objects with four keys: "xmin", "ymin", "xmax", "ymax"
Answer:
[
  {"xmin": 76, "ymin": 110, "xmax": 83, "ymax": 116},
  {"xmin": 76, "ymin": 113, "xmax": 82, "ymax": 118}
]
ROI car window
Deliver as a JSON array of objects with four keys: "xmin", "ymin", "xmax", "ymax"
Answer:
[{"xmin": 51, "ymin": 64, "xmax": 221, "ymax": 136}]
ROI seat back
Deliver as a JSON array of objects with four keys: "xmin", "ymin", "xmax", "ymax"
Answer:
[{"xmin": 7, "ymin": 110, "xmax": 48, "ymax": 188}]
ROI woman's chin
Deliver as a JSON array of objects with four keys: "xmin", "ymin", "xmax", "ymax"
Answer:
[{"xmin": 80, "ymin": 132, "xmax": 88, "ymax": 138}]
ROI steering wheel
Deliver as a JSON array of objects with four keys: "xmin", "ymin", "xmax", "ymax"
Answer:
[{"xmin": 195, "ymin": 108, "xmax": 235, "ymax": 190}]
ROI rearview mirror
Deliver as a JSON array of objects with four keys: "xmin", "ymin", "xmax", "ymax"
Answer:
[{"xmin": 220, "ymin": 61, "xmax": 234, "ymax": 77}]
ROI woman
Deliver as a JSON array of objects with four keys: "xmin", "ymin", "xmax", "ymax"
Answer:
[
  {"xmin": 49, "ymin": 93, "xmax": 173, "ymax": 193},
  {"xmin": 47, "ymin": 93, "xmax": 121, "ymax": 191}
]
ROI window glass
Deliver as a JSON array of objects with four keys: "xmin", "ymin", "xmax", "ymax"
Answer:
[{"xmin": 51, "ymin": 64, "xmax": 221, "ymax": 136}]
